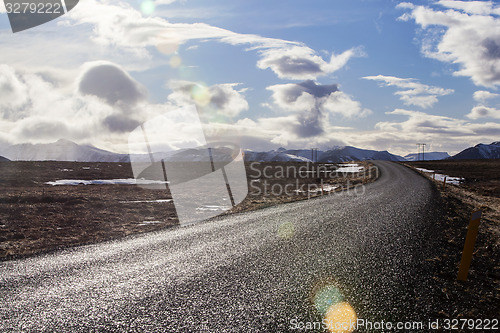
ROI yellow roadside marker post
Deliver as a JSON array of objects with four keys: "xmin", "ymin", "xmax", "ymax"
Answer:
[{"xmin": 457, "ymin": 209, "xmax": 483, "ymax": 281}]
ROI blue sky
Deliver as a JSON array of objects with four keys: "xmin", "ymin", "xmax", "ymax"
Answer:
[{"xmin": 0, "ymin": 0, "xmax": 499, "ymax": 155}]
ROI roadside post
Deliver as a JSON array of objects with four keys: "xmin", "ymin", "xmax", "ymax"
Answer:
[
  {"xmin": 457, "ymin": 209, "xmax": 483, "ymax": 281},
  {"xmin": 442, "ymin": 176, "xmax": 447, "ymax": 190}
]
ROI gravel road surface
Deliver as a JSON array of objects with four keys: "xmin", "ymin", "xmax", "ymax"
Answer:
[{"xmin": 0, "ymin": 161, "xmax": 440, "ymax": 332}]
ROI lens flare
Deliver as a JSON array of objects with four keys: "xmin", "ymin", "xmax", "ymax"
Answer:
[
  {"xmin": 157, "ymin": 42, "xmax": 179, "ymax": 55},
  {"xmin": 324, "ymin": 302, "xmax": 357, "ymax": 333},
  {"xmin": 312, "ymin": 284, "xmax": 343, "ymax": 315},
  {"xmin": 140, "ymin": 1, "xmax": 155, "ymax": 15},
  {"xmin": 277, "ymin": 222, "xmax": 295, "ymax": 239},
  {"xmin": 310, "ymin": 278, "xmax": 357, "ymax": 333},
  {"xmin": 169, "ymin": 55, "xmax": 182, "ymax": 68},
  {"xmin": 191, "ymin": 84, "xmax": 211, "ymax": 106}
]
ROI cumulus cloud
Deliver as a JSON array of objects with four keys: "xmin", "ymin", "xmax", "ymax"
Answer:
[
  {"xmin": 188, "ymin": 106, "xmax": 500, "ymax": 156},
  {"xmin": 257, "ymin": 46, "xmax": 363, "ymax": 80},
  {"xmin": 368, "ymin": 108, "xmax": 500, "ymax": 154},
  {"xmin": 0, "ymin": 65, "xmax": 29, "ymax": 116},
  {"xmin": 398, "ymin": 1, "xmax": 500, "ymax": 87},
  {"xmin": 0, "ymin": 63, "xmax": 165, "ymax": 145},
  {"xmin": 78, "ymin": 62, "xmax": 146, "ymax": 106},
  {"xmin": 10, "ymin": 117, "xmax": 72, "ymax": 142},
  {"xmin": 102, "ymin": 114, "xmax": 141, "ymax": 133},
  {"xmin": 376, "ymin": 109, "xmax": 468, "ymax": 135},
  {"xmin": 167, "ymin": 80, "xmax": 249, "ymax": 118},
  {"xmin": 267, "ymin": 80, "xmax": 371, "ymax": 137},
  {"xmin": 473, "ymin": 90, "xmax": 500, "ymax": 102},
  {"xmin": 77, "ymin": 61, "xmax": 147, "ymax": 133},
  {"xmin": 437, "ymin": 0, "xmax": 500, "ymax": 16},
  {"xmin": 468, "ymin": 90, "xmax": 500, "ymax": 119},
  {"xmin": 467, "ymin": 105, "xmax": 500, "ymax": 119},
  {"xmin": 228, "ymin": 116, "xmax": 349, "ymax": 150},
  {"xmin": 66, "ymin": 0, "xmax": 359, "ymax": 80},
  {"xmin": 363, "ymin": 75, "xmax": 454, "ymax": 108}
]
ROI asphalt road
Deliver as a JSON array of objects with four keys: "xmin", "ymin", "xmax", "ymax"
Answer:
[{"xmin": 0, "ymin": 161, "xmax": 440, "ymax": 332}]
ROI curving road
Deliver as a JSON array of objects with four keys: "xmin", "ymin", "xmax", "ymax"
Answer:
[{"xmin": 0, "ymin": 161, "xmax": 440, "ymax": 332}]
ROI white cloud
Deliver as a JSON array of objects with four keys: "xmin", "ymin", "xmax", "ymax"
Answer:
[
  {"xmin": 369, "ymin": 108, "xmax": 500, "ymax": 154},
  {"xmin": 257, "ymin": 46, "xmax": 363, "ymax": 80},
  {"xmin": 0, "ymin": 65, "xmax": 29, "ymax": 114},
  {"xmin": 78, "ymin": 61, "xmax": 147, "ymax": 106},
  {"xmin": 437, "ymin": 0, "xmax": 500, "ymax": 16},
  {"xmin": 363, "ymin": 75, "xmax": 454, "ymax": 108},
  {"xmin": 398, "ymin": 1, "xmax": 500, "ymax": 87},
  {"xmin": 0, "ymin": 62, "xmax": 174, "ymax": 146},
  {"xmin": 376, "ymin": 109, "xmax": 468, "ymax": 134},
  {"xmin": 65, "ymin": 0, "xmax": 358, "ymax": 80},
  {"xmin": 467, "ymin": 105, "xmax": 500, "ymax": 119},
  {"xmin": 167, "ymin": 80, "xmax": 249, "ymax": 119},
  {"xmin": 266, "ymin": 80, "xmax": 370, "ymax": 138},
  {"xmin": 323, "ymin": 91, "xmax": 372, "ymax": 118},
  {"xmin": 473, "ymin": 90, "xmax": 500, "ymax": 102},
  {"xmin": 469, "ymin": 90, "xmax": 500, "ymax": 119},
  {"xmin": 396, "ymin": 2, "xmax": 415, "ymax": 10},
  {"xmin": 162, "ymin": 106, "xmax": 500, "ymax": 155},
  {"xmin": 154, "ymin": 0, "xmax": 178, "ymax": 5},
  {"xmin": 225, "ymin": 107, "xmax": 500, "ymax": 156}
]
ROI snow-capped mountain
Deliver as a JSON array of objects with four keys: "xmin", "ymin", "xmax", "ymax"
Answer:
[
  {"xmin": 404, "ymin": 152, "xmax": 450, "ymax": 161},
  {"xmin": 0, "ymin": 139, "xmax": 411, "ymax": 163},
  {"xmin": 244, "ymin": 146, "xmax": 405, "ymax": 163},
  {"xmin": 317, "ymin": 146, "xmax": 405, "ymax": 163},
  {"xmin": 243, "ymin": 150, "xmax": 311, "ymax": 162},
  {"xmin": 0, "ymin": 156, "xmax": 10, "ymax": 162},
  {"xmin": 450, "ymin": 141, "xmax": 500, "ymax": 159},
  {"xmin": 0, "ymin": 139, "xmax": 130, "ymax": 162}
]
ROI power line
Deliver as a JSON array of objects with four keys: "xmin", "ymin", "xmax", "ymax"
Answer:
[
  {"xmin": 311, "ymin": 148, "xmax": 318, "ymax": 163},
  {"xmin": 416, "ymin": 143, "xmax": 427, "ymax": 161}
]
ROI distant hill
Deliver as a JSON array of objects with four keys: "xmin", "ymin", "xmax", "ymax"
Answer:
[
  {"xmin": 450, "ymin": 141, "xmax": 500, "ymax": 160},
  {"xmin": 244, "ymin": 150, "xmax": 311, "ymax": 162},
  {"xmin": 0, "ymin": 139, "xmax": 413, "ymax": 163},
  {"xmin": 244, "ymin": 146, "xmax": 405, "ymax": 163},
  {"xmin": 404, "ymin": 152, "xmax": 450, "ymax": 161},
  {"xmin": 0, "ymin": 139, "xmax": 130, "ymax": 162},
  {"xmin": 0, "ymin": 156, "xmax": 10, "ymax": 162}
]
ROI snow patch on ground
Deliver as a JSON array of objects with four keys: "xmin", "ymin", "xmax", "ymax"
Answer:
[
  {"xmin": 336, "ymin": 163, "xmax": 364, "ymax": 173},
  {"xmin": 46, "ymin": 179, "xmax": 169, "ymax": 186},
  {"xmin": 416, "ymin": 168, "xmax": 464, "ymax": 185},
  {"xmin": 138, "ymin": 221, "xmax": 163, "ymax": 226},
  {"xmin": 119, "ymin": 199, "xmax": 172, "ymax": 204},
  {"xmin": 294, "ymin": 184, "xmax": 339, "ymax": 194},
  {"xmin": 196, "ymin": 205, "xmax": 231, "ymax": 211}
]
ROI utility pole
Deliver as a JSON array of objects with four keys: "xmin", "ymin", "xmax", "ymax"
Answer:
[
  {"xmin": 416, "ymin": 143, "xmax": 427, "ymax": 161},
  {"xmin": 311, "ymin": 148, "xmax": 318, "ymax": 163}
]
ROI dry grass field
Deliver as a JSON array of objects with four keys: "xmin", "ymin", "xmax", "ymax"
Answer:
[
  {"xmin": 408, "ymin": 159, "xmax": 500, "ymax": 197},
  {"xmin": 0, "ymin": 160, "xmax": 376, "ymax": 259},
  {"xmin": 404, "ymin": 159, "xmax": 499, "ymax": 319}
]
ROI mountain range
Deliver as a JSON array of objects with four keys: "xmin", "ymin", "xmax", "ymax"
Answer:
[
  {"xmin": 404, "ymin": 152, "xmax": 450, "ymax": 161},
  {"xmin": 0, "ymin": 139, "xmax": 129, "ymax": 162},
  {"xmin": 246, "ymin": 147, "xmax": 406, "ymax": 163},
  {"xmin": 0, "ymin": 139, "xmax": 498, "ymax": 163},
  {"xmin": 448, "ymin": 141, "xmax": 500, "ymax": 160}
]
